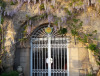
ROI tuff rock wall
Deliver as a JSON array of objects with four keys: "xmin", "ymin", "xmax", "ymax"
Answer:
[{"xmin": 1, "ymin": 0, "xmax": 100, "ymax": 75}]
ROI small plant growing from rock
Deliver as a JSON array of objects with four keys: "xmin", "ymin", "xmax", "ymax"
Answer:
[
  {"xmin": 1, "ymin": 17, "xmax": 4, "ymax": 24},
  {"xmin": 64, "ymin": 8, "xmax": 72, "ymax": 16},
  {"xmin": 0, "ymin": 71, "xmax": 19, "ymax": 76},
  {"xmin": 58, "ymin": 28, "xmax": 67, "ymax": 35},
  {"xmin": 70, "ymin": 18, "xmax": 83, "ymax": 44},
  {"xmin": 39, "ymin": 4, "xmax": 45, "ymax": 11},
  {"xmin": 88, "ymin": 43, "xmax": 98, "ymax": 52},
  {"xmin": 10, "ymin": 1, "xmax": 16, "ymax": 5}
]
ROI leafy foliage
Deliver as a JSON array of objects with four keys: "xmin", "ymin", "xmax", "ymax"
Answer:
[
  {"xmin": 21, "ymin": 25, "xmax": 27, "ymax": 37},
  {"xmin": 1, "ymin": 17, "xmax": 4, "ymax": 24},
  {"xmin": 64, "ymin": 8, "xmax": 72, "ymax": 15},
  {"xmin": 0, "ymin": 28, "xmax": 2, "ymax": 33},
  {"xmin": 29, "ymin": 13, "xmax": 47, "ymax": 21},
  {"xmin": 73, "ymin": 18, "xmax": 79, "ymax": 23},
  {"xmin": 39, "ymin": 4, "xmax": 45, "ymax": 11},
  {"xmin": 69, "ymin": 2, "xmax": 73, "ymax": 6},
  {"xmin": 77, "ymin": 36, "xmax": 88, "ymax": 43},
  {"xmin": 71, "ymin": 29, "xmax": 78, "ymax": 36},
  {"xmin": 96, "ymin": 61, "xmax": 100, "ymax": 65},
  {"xmin": 87, "ymin": 34, "xmax": 93, "ymax": 36},
  {"xmin": 81, "ymin": 34, "xmax": 88, "ymax": 43},
  {"xmin": 0, "ymin": 0, "xmax": 6, "ymax": 9},
  {"xmin": 0, "ymin": 71, "xmax": 19, "ymax": 76},
  {"xmin": 88, "ymin": 44, "xmax": 98, "ymax": 52},
  {"xmin": 86, "ymin": 73, "xmax": 93, "ymax": 76},
  {"xmin": 75, "ymin": 1, "xmax": 83, "ymax": 6},
  {"xmin": 72, "ymin": 0, "xmax": 79, "ymax": 3},
  {"xmin": 54, "ymin": 20, "xmax": 58, "ymax": 25},
  {"xmin": 39, "ymin": 13, "xmax": 47, "ymax": 19},
  {"xmin": 58, "ymin": 28, "xmax": 67, "ymax": 35},
  {"xmin": 26, "ymin": 14, "xmax": 31, "ymax": 20},
  {"xmin": 69, "ymin": 18, "xmax": 83, "ymax": 44},
  {"xmin": 92, "ymin": 30, "xmax": 97, "ymax": 34},
  {"xmin": 18, "ymin": 38, "xmax": 27, "ymax": 42},
  {"xmin": 10, "ymin": 1, "xmax": 16, "ymax": 5}
]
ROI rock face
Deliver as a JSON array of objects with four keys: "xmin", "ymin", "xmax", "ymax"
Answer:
[
  {"xmin": 1, "ymin": 0, "xmax": 100, "ymax": 76},
  {"xmin": 97, "ymin": 70, "xmax": 100, "ymax": 76}
]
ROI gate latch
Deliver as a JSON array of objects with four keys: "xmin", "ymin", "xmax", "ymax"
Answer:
[{"xmin": 46, "ymin": 58, "xmax": 53, "ymax": 64}]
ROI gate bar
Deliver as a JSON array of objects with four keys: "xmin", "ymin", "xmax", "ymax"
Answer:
[
  {"xmin": 48, "ymin": 34, "xmax": 51, "ymax": 76},
  {"xmin": 32, "ymin": 38, "xmax": 70, "ymax": 41},
  {"xmin": 30, "ymin": 39, "xmax": 33, "ymax": 76},
  {"xmin": 67, "ymin": 39, "xmax": 69, "ymax": 76}
]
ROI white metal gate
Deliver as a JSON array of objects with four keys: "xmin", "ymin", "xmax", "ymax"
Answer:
[
  {"xmin": 30, "ymin": 25, "xmax": 70, "ymax": 76},
  {"xmin": 30, "ymin": 37, "xmax": 69, "ymax": 76}
]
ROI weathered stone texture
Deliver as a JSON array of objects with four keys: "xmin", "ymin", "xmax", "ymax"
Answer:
[{"xmin": 2, "ymin": 0, "xmax": 100, "ymax": 76}]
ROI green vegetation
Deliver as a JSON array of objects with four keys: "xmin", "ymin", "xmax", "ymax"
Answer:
[
  {"xmin": 54, "ymin": 20, "xmax": 58, "ymax": 25},
  {"xmin": 18, "ymin": 38, "xmax": 27, "ymax": 42},
  {"xmin": 77, "ymin": 34, "xmax": 88, "ymax": 43},
  {"xmin": 39, "ymin": 4, "xmax": 45, "ymax": 10},
  {"xmin": 88, "ymin": 43, "xmax": 99, "ymax": 53},
  {"xmin": 69, "ymin": 2, "xmax": 73, "ymax": 6},
  {"xmin": 64, "ymin": 8, "xmax": 72, "ymax": 15},
  {"xmin": 26, "ymin": 13, "xmax": 47, "ymax": 21},
  {"xmin": 63, "ymin": 7, "xmax": 100, "ymax": 66},
  {"xmin": 70, "ymin": 18, "xmax": 83, "ymax": 44},
  {"xmin": 39, "ymin": 13, "xmax": 47, "ymax": 19},
  {"xmin": 69, "ymin": 18, "xmax": 100, "ymax": 65},
  {"xmin": 72, "ymin": 0, "xmax": 83, "ymax": 4},
  {"xmin": 10, "ymin": 1, "xmax": 16, "ymax": 5},
  {"xmin": 21, "ymin": 25, "xmax": 27, "ymax": 37},
  {"xmin": 0, "ymin": 0, "xmax": 6, "ymax": 9},
  {"xmin": 92, "ymin": 30, "xmax": 97, "ymax": 34},
  {"xmin": 96, "ymin": 60, "xmax": 100, "ymax": 65},
  {"xmin": 68, "ymin": 0, "xmax": 83, "ymax": 7},
  {"xmin": 75, "ymin": 1, "xmax": 83, "ymax": 6},
  {"xmin": 58, "ymin": 28, "xmax": 67, "ymax": 35},
  {"xmin": 86, "ymin": 73, "xmax": 93, "ymax": 76},
  {"xmin": 1, "ymin": 17, "xmax": 4, "ymax": 24},
  {"xmin": 0, "ymin": 28, "xmax": 2, "ymax": 33},
  {"xmin": 26, "ymin": 14, "xmax": 31, "ymax": 20},
  {"xmin": 50, "ymin": 5, "xmax": 54, "ymax": 9},
  {"xmin": 88, "ymin": 44, "xmax": 97, "ymax": 51},
  {"xmin": 71, "ymin": 29, "xmax": 78, "ymax": 36},
  {"xmin": 0, "ymin": 71, "xmax": 19, "ymax": 76},
  {"xmin": 72, "ymin": 0, "xmax": 79, "ymax": 3}
]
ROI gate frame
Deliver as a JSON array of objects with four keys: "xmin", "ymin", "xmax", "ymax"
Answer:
[{"xmin": 30, "ymin": 37, "xmax": 70, "ymax": 76}]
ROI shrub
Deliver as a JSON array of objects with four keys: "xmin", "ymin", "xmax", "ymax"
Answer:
[
  {"xmin": 39, "ymin": 4, "xmax": 45, "ymax": 10},
  {"xmin": 0, "ymin": 71, "xmax": 19, "ymax": 76},
  {"xmin": 88, "ymin": 44, "xmax": 98, "ymax": 53},
  {"xmin": 58, "ymin": 28, "xmax": 67, "ymax": 34}
]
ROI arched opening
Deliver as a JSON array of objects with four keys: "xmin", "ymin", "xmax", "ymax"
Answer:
[{"xmin": 30, "ymin": 24, "xmax": 70, "ymax": 76}]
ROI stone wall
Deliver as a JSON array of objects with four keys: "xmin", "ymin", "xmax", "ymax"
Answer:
[
  {"xmin": 1, "ymin": 0, "xmax": 100, "ymax": 75},
  {"xmin": 14, "ymin": 33, "xmax": 97, "ymax": 76}
]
